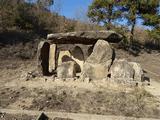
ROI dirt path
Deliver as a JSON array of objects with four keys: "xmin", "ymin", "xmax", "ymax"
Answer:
[{"xmin": 0, "ymin": 108, "xmax": 159, "ymax": 120}]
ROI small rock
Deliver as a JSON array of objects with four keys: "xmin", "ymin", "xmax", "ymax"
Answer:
[{"xmin": 84, "ymin": 77, "xmax": 90, "ymax": 83}]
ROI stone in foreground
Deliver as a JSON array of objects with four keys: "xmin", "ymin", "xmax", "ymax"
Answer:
[{"xmin": 36, "ymin": 112, "xmax": 48, "ymax": 120}]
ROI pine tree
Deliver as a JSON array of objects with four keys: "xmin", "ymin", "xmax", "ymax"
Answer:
[
  {"xmin": 88, "ymin": 0, "xmax": 122, "ymax": 30},
  {"xmin": 88, "ymin": 0, "xmax": 159, "ymax": 42},
  {"xmin": 120, "ymin": 0, "xmax": 159, "ymax": 42},
  {"xmin": 37, "ymin": 0, "xmax": 54, "ymax": 10}
]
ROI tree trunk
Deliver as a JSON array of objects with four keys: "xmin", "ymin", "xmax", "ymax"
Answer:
[
  {"xmin": 107, "ymin": 4, "xmax": 113, "ymax": 30},
  {"xmin": 130, "ymin": 18, "xmax": 136, "ymax": 43},
  {"xmin": 128, "ymin": 18, "xmax": 136, "ymax": 54},
  {"xmin": 107, "ymin": 19, "xmax": 111, "ymax": 30}
]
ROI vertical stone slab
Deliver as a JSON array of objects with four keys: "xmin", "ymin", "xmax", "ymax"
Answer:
[
  {"xmin": 82, "ymin": 40, "xmax": 114, "ymax": 80},
  {"xmin": 49, "ymin": 44, "xmax": 56, "ymax": 73},
  {"xmin": 37, "ymin": 41, "xmax": 45, "ymax": 75},
  {"xmin": 37, "ymin": 41, "xmax": 50, "ymax": 76}
]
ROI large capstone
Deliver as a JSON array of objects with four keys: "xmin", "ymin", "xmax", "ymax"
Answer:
[
  {"xmin": 57, "ymin": 61, "xmax": 76, "ymax": 78},
  {"xmin": 47, "ymin": 31, "xmax": 123, "ymax": 44},
  {"xmin": 129, "ymin": 62, "xmax": 144, "ymax": 82},
  {"xmin": 110, "ymin": 59, "xmax": 135, "ymax": 82},
  {"xmin": 82, "ymin": 40, "xmax": 114, "ymax": 80}
]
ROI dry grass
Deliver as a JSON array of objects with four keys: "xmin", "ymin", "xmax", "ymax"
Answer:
[{"xmin": 27, "ymin": 87, "xmax": 160, "ymax": 118}]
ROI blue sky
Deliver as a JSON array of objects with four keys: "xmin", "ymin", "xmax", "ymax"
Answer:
[{"xmin": 52, "ymin": 0, "xmax": 92, "ymax": 20}]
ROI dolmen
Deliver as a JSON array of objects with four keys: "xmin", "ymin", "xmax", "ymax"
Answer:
[{"xmin": 37, "ymin": 31, "xmax": 144, "ymax": 85}]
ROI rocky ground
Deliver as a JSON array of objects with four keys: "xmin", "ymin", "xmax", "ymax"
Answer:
[{"xmin": 0, "ymin": 49, "xmax": 160, "ymax": 120}]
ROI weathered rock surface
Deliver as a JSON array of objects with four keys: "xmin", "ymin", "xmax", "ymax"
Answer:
[
  {"xmin": 110, "ymin": 59, "xmax": 135, "ymax": 82},
  {"xmin": 86, "ymin": 40, "xmax": 114, "ymax": 63},
  {"xmin": 82, "ymin": 40, "xmax": 114, "ymax": 79},
  {"xmin": 129, "ymin": 62, "xmax": 144, "ymax": 82},
  {"xmin": 57, "ymin": 61, "xmax": 76, "ymax": 78},
  {"xmin": 82, "ymin": 60, "xmax": 112, "ymax": 80},
  {"xmin": 47, "ymin": 31, "xmax": 123, "ymax": 44}
]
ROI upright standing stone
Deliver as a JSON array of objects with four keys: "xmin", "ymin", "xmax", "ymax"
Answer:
[
  {"xmin": 37, "ymin": 41, "xmax": 50, "ymax": 75},
  {"xmin": 82, "ymin": 40, "xmax": 114, "ymax": 80},
  {"xmin": 49, "ymin": 44, "xmax": 56, "ymax": 73},
  {"xmin": 87, "ymin": 40, "xmax": 113, "ymax": 64}
]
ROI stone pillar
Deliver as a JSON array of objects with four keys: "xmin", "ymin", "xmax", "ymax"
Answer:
[
  {"xmin": 49, "ymin": 44, "xmax": 56, "ymax": 73},
  {"xmin": 82, "ymin": 40, "xmax": 114, "ymax": 80},
  {"xmin": 37, "ymin": 41, "xmax": 50, "ymax": 76}
]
